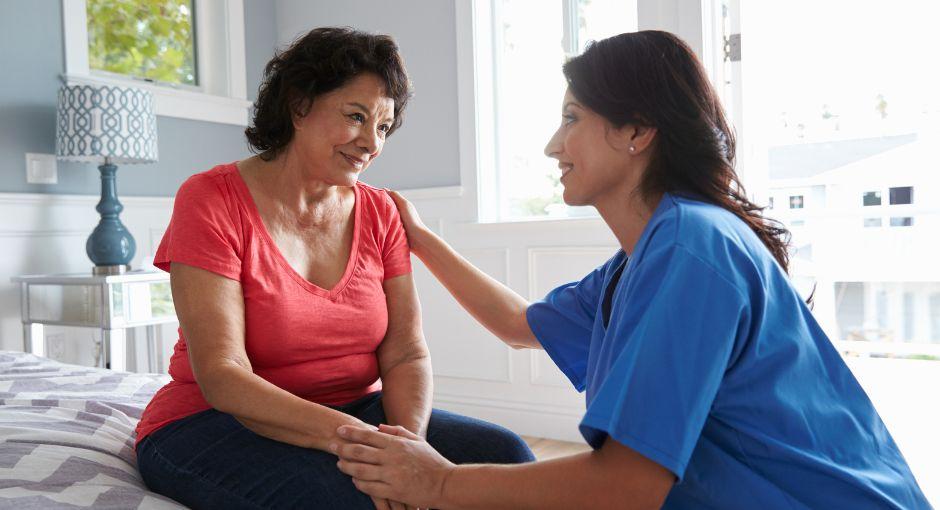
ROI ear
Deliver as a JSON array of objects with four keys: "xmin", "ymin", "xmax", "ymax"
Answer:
[
  {"xmin": 291, "ymin": 105, "xmax": 306, "ymax": 131},
  {"xmin": 289, "ymin": 95, "xmax": 311, "ymax": 131},
  {"xmin": 611, "ymin": 123, "xmax": 657, "ymax": 154}
]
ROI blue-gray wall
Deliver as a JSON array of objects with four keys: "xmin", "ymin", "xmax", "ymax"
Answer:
[
  {"xmin": 275, "ymin": 0, "xmax": 461, "ymax": 189},
  {"xmin": 0, "ymin": 0, "xmax": 277, "ymax": 197}
]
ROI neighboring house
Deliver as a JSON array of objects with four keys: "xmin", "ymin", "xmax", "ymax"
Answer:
[{"xmin": 766, "ymin": 132, "xmax": 940, "ymax": 347}]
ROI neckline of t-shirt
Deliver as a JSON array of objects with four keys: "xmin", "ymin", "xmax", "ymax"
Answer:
[
  {"xmin": 624, "ymin": 193, "xmax": 676, "ymax": 262},
  {"xmin": 226, "ymin": 162, "xmax": 363, "ymax": 299},
  {"xmin": 598, "ymin": 194, "xmax": 675, "ymax": 330}
]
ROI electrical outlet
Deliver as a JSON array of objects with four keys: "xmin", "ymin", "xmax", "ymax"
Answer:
[
  {"xmin": 47, "ymin": 333, "xmax": 66, "ymax": 360},
  {"xmin": 25, "ymin": 153, "xmax": 58, "ymax": 184}
]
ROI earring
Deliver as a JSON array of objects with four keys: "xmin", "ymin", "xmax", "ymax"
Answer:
[{"xmin": 629, "ymin": 146, "xmax": 636, "ymax": 153}]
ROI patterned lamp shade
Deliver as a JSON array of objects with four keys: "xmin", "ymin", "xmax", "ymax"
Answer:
[{"xmin": 55, "ymin": 84, "xmax": 158, "ymax": 164}]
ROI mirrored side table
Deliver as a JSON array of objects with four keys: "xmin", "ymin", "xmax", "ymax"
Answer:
[{"xmin": 12, "ymin": 271, "xmax": 176, "ymax": 372}]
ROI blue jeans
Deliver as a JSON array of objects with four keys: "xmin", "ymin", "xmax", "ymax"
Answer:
[{"xmin": 137, "ymin": 392, "xmax": 535, "ymax": 509}]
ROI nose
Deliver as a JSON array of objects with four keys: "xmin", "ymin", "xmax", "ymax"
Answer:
[
  {"xmin": 544, "ymin": 127, "xmax": 562, "ymax": 160},
  {"xmin": 357, "ymin": 127, "xmax": 382, "ymax": 157}
]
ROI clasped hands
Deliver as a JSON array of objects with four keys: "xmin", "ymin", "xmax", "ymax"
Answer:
[{"xmin": 330, "ymin": 424, "xmax": 455, "ymax": 510}]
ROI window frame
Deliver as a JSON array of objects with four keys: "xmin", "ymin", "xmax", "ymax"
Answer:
[
  {"xmin": 62, "ymin": 0, "xmax": 251, "ymax": 126},
  {"xmin": 466, "ymin": 0, "xmax": 710, "ymax": 223}
]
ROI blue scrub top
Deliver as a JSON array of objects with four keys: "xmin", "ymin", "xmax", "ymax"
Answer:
[{"xmin": 527, "ymin": 193, "xmax": 930, "ymax": 509}]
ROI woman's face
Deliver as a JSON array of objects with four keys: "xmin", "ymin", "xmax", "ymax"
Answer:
[
  {"xmin": 290, "ymin": 73, "xmax": 395, "ymax": 186},
  {"xmin": 543, "ymin": 89, "xmax": 635, "ymax": 207}
]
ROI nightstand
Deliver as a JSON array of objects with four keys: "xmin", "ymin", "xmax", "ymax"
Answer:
[{"xmin": 12, "ymin": 271, "xmax": 176, "ymax": 372}]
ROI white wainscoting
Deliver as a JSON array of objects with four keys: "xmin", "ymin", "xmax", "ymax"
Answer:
[
  {"xmin": 0, "ymin": 192, "xmax": 178, "ymax": 370},
  {"xmin": 0, "ymin": 188, "xmax": 620, "ymax": 442},
  {"xmin": 400, "ymin": 189, "xmax": 621, "ymax": 441}
]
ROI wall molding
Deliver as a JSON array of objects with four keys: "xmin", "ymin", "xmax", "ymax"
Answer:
[
  {"xmin": 0, "ymin": 192, "xmax": 174, "ymax": 208},
  {"xmin": 0, "ymin": 230, "xmax": 86, "ymax": 238},
  {"xmin": 434, "ymin": 391, "xmax": 583, "ymax": 417},
  {"xmin": 398, "ymin": 186, "xmax": 464, "ymax": 201}
]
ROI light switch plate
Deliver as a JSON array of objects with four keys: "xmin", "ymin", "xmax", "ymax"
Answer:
[{"xmin": 26, "ymin": 153, "xmax": 58, "ymax": 184}]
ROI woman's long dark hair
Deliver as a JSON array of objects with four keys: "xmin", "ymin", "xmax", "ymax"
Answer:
[{"xmin": 563, "ymin": 31, "xmax": 792, "ymax": 273}]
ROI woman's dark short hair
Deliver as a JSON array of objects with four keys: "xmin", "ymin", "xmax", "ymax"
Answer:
[{"xmin": 245, "ymin": 27, "xmax": 412, "ymax": 160}]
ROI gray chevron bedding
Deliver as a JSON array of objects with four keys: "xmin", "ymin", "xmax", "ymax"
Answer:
[{"xmin": 0, "ymin": 351, "xmax": 187, "ymax": 509}]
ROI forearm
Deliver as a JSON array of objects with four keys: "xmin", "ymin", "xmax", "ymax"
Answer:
[
  {"xmin": 200, "ymin": 364, "xmax": 361, "ymax": 451},
  {"xmin": 410, "ymin": 229, "xmax": 536, "ymax": 348},
  {"xmin": 380, "ymin": 356, "xmax": 433, "ymax": 437},
  {"xmin": 440, "ymin": 453, "xmax": 660, "ymax": 510}
]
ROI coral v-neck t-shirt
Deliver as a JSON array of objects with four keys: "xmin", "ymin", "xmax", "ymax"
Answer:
[{"xmin": 134, "ymin": 163, "xmax": 412, "ymax": 448}]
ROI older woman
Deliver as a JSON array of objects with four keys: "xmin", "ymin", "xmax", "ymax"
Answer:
[{"xmin": 135, "ymin": 27, "xmax": 533, "ymax": 510}]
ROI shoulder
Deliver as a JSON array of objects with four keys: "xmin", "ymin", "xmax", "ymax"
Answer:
[
  {"xmin": 355, "ymin": 181, "xmax": 392, "ymax": 203},
  {"xmin": 177, "ymin": 162, "xmax": 238, "ymax": 199},
  {"xmin": 640, "ymin": 194, "xmax": 773, "ymax": 290},
  {"xmin": 355, "ymin": 181, "xmax": 400, "ymax": 222},
  {"xmin": 172, "ymin": 163, "xmax": 242, "ymax": 220}
]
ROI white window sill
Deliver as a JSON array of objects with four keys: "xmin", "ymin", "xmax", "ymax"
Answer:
[{"xmin": 64, "ymin": 73, "xmax": 252, "ymax": 127}]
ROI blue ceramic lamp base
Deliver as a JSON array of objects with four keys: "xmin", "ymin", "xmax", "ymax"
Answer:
[{"xmin": 87, "ymin": 160, "xmax": 136, "ymax": 275}]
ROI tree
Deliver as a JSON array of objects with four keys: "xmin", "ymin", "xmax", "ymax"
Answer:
[
  {"xmin": 87, "ymin": 0, "xmax": 196, "ymax": 86},
  {"xmin": 875, "ymin": 93, "xmax": 888, "ymax": 119}
]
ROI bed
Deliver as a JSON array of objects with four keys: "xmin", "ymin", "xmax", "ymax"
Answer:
[{"xmin": 0, "ymin": 351, "xmax": 187, "ymax": 509}]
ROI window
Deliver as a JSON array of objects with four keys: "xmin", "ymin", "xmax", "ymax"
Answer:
[
  {"xmin": 87, "ymin": 0, "xmax": 197, "ymax": 87},
  {"xmin": 480, "ymin": 0, "xmax": 638, "ymax": 220},
  {"xmin": 62, "ymin": 0, "xmax": 250, "ymax": 125},
  {"xmin": 727, "ymin": 0, "xmax": 939, "ymax": 355},
  {"xmin": 890, "ymin": 217, "xmax": 913, "ymax": 227},
  {"xmin": 718, "ymin": 1, "xmax": 940, "ymax": 493},
  {"xmin": 903, "ymin": 292, "xmax": 916, "ymax": 341},
  {"xmin": 876, "ymin": 290, "xmax": 889, "ymax": 330},
  {"xmin": 931, "ymin": 294, "xmax": 940, "ymax": 342},
  {"xmin": 889, "ymin": 186, "xmax": 913, "ymax": 205}
]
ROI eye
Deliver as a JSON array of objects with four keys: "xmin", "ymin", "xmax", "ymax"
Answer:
[
  {"xmin": 378, "ymin": 123, "xmax": 391, "ymax": 134},
  {"xmin": 562, "ymin": 113, "xmax": 576, "ymax": 126},
  {"xmin": 348, "ymin": 113, "xmax": 365, "ymax": 123}
]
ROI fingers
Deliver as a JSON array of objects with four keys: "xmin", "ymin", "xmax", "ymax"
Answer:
[
  {"xmin": 337, "ymin": 459, "xmax": 384, "ymax": 481},
  {"xmin": 370, "ymin": 496, "xmax": 391, "ymax": 510},
  {"xmin": 385, "ymin": 189, "xmax": 405, "ymax": 207},
  {"xmin": 335, "ymin": 442, "xmax": 382, "ymax": 464},
  {"xmin": 378, "ymin": 423, "xmax": 420, "ymax": 440},
  {"xmin": 353, "ymin": 478, "xmax": 393, "ymax": 500},
  {"xmin": 338, "ymin": 425, "xmax": 392, "ymax": 448}
]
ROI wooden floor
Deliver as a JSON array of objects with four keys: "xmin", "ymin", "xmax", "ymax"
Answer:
[{"xmin": 521, "ymin": 435, "xmax": 591, "ymax": 461}]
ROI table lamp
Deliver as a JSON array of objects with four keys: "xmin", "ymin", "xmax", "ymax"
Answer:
[{"xmin": 55, "ymin": 84, "xmax": 158, "ymax": 275}]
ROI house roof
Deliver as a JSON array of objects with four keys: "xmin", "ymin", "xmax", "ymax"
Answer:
[{"xmin": 768, "ymin": 134, "xmax": 917, "ymax": 180}]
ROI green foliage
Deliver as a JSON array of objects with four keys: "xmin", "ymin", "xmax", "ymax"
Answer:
[
  {"xmin": 875, "ymin": 93, "xmax": 888, "ymax": 119},
  {"xmin": 149, "ymin": 282, "xmax": 176, "ymax": 317},
  {"xmin": 87, "ymin": 0, "xmax": 196, "ymax": 86}
]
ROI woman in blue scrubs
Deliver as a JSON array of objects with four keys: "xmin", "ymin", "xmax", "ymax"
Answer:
[{"xmin": 332, "ymin": 31, "xmax": 930, "ymax": 509}]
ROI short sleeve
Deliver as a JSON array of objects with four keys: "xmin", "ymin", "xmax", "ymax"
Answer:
[
  {"xmin": 153, "ymin": 174, "xmax": 243, "ymax": 280},
  {"xmin": 579, "ymin": 244, "xmax": 748, "ymax": 480},
  {"xmin": 525, "ymin": 255, "xmax": 619, "ymax": 391},
  {"xmin": 380, "ymin": 192, "xmax": 412, "ymax": 280}
]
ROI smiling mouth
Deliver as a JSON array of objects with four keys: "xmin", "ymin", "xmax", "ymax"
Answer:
[
  {"xmin": 341, "ymin": 153, "xmax": 367, "ymax": 169},
  {"xmin": 560, "ymin": 163, "xmax": 574, "ymax": 180}
]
